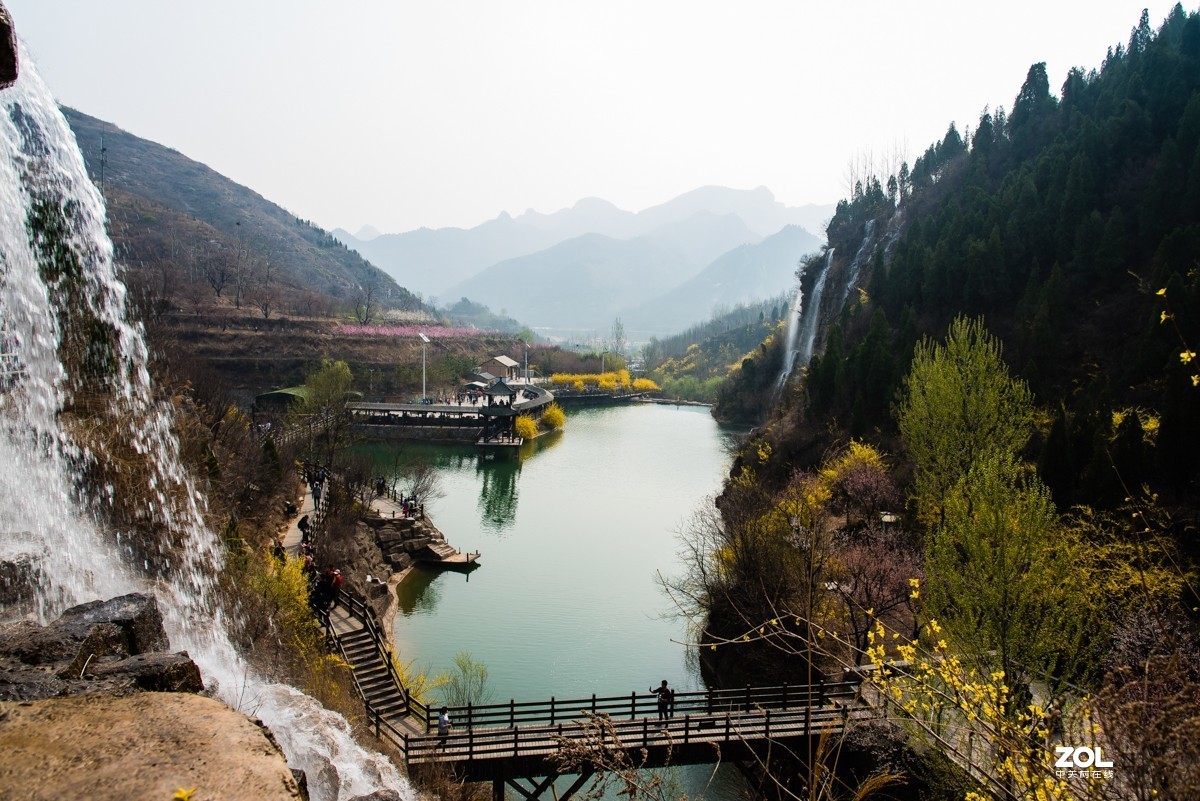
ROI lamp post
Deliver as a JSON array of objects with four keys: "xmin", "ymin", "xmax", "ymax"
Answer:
[{"xmin": 419, "ymin": 332, "xmax": 430, "ymax": 402}]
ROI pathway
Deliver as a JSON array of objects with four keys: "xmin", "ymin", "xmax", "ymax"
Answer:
[{"xmin": 280, "ymin": 484, "xmax": 317, "ymax": 556}]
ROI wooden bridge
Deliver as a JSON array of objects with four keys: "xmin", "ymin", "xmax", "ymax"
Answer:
[{"xmin": 321, "ymin": 590, "xmax": 878, "ymax": 801}]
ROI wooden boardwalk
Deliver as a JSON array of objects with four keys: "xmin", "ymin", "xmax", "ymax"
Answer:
[{"xmin": 322, "ymin": 589, "xmax": 879, "ymax": 801}]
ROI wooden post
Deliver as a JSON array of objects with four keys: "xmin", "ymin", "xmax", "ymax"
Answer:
[
  {"xmin": 630, "ymin": 692, "xmax": 636, "ymax": 720},
  {"xmin": 765, "ymin": 708, "xmax": 771, "ymax": 739},
  {"xmin": 468, "ymin": 701, "xmax": 474, "ymax": 728},
  {"xmin": 550, "ymin": 696, "xmax": 556, "ymax": 725},
  {"xmin": 684, "ymin": 714, "xmax": 690, "ymax": 745},
  {"xmin": 509, "ymin": 698, "xmax": 515, "ymax": 728},
  {"xmin": 782, "ymin": 682, "xmax": 789, "ymax": 710},
  {"xmin": 724, "ymin": 712, "xmax": 731, "ymax": 741},
  {"xmin": 591, "ymin": 693, "xmax": 596, "ymax": 714},
  {"xmin": 493, "ymin": 778, "xmax": 504, "ymax": 801}
]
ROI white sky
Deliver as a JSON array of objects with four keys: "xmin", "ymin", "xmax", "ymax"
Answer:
[{"xmin": 6, "ymin": 1, "xmax": 1182, "ymax": 233}]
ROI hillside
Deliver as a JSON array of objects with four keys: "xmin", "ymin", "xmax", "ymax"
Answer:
[
  {"xmin": 63, "ymin": 107, "xmax": 425, "ymax": 318},
  {"xmin": 719, "ymin": 7, "xmax": 1200, "ymax": 514}
]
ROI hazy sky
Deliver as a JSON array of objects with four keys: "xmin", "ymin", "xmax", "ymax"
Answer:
[{"xmin": 6, "ymin": 1, "xmax": 1181, "ymax": 234}]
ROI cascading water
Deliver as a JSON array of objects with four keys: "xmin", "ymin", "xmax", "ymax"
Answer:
[
  {"xmin": 836, "ymin": 218, "xmax": 876, "ymax": 310},
  {"xmin": 0, "ymin": 44, "xmax": 411, "ymax": 801},
  {"xmin": 773, "ymin": 279, "xmax": 805, "ymax": 392},
  {"xmin": 774, "ymin": 248, "xmax": 835, "ymax": 393},
  {"xmin": 796, "ymin": 248, "xmax": 834, "ymax": 371}
]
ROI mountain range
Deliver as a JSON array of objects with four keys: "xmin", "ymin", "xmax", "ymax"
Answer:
[
  {"xmin": 335, "ymin": 187, "xmax": 831, "ymax": 335},
  {"xmin": 66, "ymin": 104, "xmax": 829, "ymax": 338}
]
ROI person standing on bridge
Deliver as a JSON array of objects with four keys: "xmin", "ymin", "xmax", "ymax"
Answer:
[
  {"xmin": 650, "ymin": 680, "xmax": 675, "ymax": 720},
  {"xmin": 438, "ymin": 706, "xmax": 453, "ymax": 747}
]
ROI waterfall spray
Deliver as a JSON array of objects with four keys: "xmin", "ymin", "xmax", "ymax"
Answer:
[{"xmin": 0, "ymin": 44, "xmax": 411, "ymax": 801}]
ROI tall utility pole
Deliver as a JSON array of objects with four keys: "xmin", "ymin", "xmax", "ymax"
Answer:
[{"xmin": 419, "ymin": 332, "xmax": 430, "ymax": 402}]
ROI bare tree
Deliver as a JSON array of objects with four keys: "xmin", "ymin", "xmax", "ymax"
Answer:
[
  {"xmin": 251, "ymin": 254, "xmax": 279, "ymax": 319},
  {"xmin": 354, "ymin": 283, "xmax": 378, "ymax": 325},
  {"xmin": 201, "ymin": 245, "xmax": 231, "ymax": 299},
  {"xmin": 610, "ymin": 317, "xmax": 626, "ymax": 358}
]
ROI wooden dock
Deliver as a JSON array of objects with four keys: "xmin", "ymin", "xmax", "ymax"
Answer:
[{"xmin": 415, "ymin": 543, "xmax": 481, "ymax": 572}]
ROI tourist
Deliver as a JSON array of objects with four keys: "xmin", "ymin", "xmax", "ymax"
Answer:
[
  {"xmin": 437, "ymin": 706, "xmax": 452, "ymax": 746},
  {"xmin": 650, "ymin": 680, "xmax": 675, "ymax": 720},
  {"xmin": 329, "ymin": 568, "xmax": 343, "ymax": 609},
  {"xmin": 297, "ymin": 514, "xmax": 310, "ymax": 540},
  {"xmin": 311, "ymin": 568, "xmax": 332, "ymax": 611}
]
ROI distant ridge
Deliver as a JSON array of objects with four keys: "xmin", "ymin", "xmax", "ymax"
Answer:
[
  {"xmin": 446, "ymin": 211, "xmax": 766, "ymax": 331},
  {"xmin": 620, "ymin": 224, "xmax": 824, "ymax": 336},
  {"xmin": 335, "ymin": 187, "xmax": 833, "ymax": 298}
]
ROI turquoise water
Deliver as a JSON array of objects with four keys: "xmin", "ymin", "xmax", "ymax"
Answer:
[{"xmin": 359, "ymin": 403, "xmax": 746, "ymax": 796}]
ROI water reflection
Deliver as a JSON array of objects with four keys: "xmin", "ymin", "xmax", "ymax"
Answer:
[
  {"xmin": 477, "ymin": 458, "xmax": 520, "ymax": 532},
  {"xmin": 394, "ymin": 567, "xmax": 442, "ymax": 617}
]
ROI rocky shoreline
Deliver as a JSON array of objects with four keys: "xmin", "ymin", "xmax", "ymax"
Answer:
[{"xmin": 335, "ymin": 501, "xmax": 465, "ymax": 651}]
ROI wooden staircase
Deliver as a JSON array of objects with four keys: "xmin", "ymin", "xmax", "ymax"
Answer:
[
  {"xmin": 338, "ymin": 627, "xmax": 409, "ymax": 723},
  {"xmin": 321, "ymin": 593, "xmax": 423, "ymax": 738}
]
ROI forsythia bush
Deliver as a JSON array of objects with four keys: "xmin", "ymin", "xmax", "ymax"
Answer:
[
  {"xmin": 632, "ymin": 377, "xmax": 661, "ymax": 391},
  {"xmin": 550, "ymin": 371, "xmax": 632, "ymax": 390},
  {"xmin": 514, "ymin": 415, "xmax": 538, "ymax": 439},
  {"xmin": 540, "ymin": 402, "xmax": 566, "ymax": 429}
]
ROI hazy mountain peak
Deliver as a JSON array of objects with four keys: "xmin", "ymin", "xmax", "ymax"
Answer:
[{"xmin": 354, "ymin": 224, "xmax": 381, "ymax": 241}]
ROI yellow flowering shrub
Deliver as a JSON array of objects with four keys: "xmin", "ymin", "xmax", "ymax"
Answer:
[{"xmin": 513, "ymin": 415, "xmax": 538, "ymax": 439}]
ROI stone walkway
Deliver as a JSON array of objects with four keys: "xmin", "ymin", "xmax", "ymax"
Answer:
[{"xmin": 280, "ymin": 484, "xmax": 317, "ymax": 556}]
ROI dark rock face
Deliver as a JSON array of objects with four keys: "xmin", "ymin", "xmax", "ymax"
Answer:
[
  {"xmin": 0, "ymin": 592, "xmax": 201, "ymax": 700},
  {"xmin": 0, "ymin": 556, "xmax": 37, "ymax": 611},
  {"xmin": 0, "ymin": 3, "xmax": 16, "ymax": 89},
  {"xmin": 87, "ymin": 652, "xmax": 203, "ymax": 693}
]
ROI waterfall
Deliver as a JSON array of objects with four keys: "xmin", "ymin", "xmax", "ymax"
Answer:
[
  {"xmin": 773, "ymin": 278, "xmax": 805, "ymax": 392},
  {"xmin": 774, "ymin": 248, "xmax": 835, "ymax": 393},
  {"xmin": 836, "ymin": 218, "xmax": 876, "ymax": 310},
  {"xmin": 0, "ymin": 44, "xmax": 410, "ymax": 801},
  {"xmin": 796, "ymin": 248, "xmax": 834, "ymax": 369}
]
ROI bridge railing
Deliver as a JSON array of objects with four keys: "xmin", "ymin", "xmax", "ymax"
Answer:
[
  {"xmin": 409, "ymin": 680, "xmax": 861, "ymax": 734},
  {"xmin": 403, "ymin": 698, "xmax": 876, "ymax": 764}
]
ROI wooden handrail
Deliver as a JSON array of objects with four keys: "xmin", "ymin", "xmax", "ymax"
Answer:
[
  {"xmin": 402, "ymin": 703, "xmax": 877, "ymax": 762},
  {"xmin": 446, "ymin": 681, "xmax": 859, "ymax": 729}
]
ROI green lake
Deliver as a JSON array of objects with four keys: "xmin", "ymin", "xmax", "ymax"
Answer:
[{"xmin": 360, "ymin": 403, "xmax": 747, "ymax": 796}]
